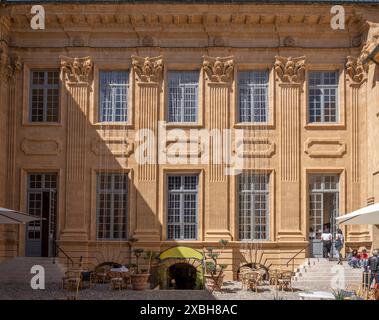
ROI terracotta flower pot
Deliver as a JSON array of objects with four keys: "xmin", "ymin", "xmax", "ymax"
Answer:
[
  {"xmin": 131, "ymin": 273, "xmax": 150, "ymax": 290},
  {"xmin": 204, "ymin": 273, "xmax": 224, "ymax": 291}
]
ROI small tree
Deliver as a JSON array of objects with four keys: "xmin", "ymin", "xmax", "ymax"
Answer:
[
  {"xmin": 133, "ymin": 248, "xmax": 144, "ymax": 274},
  {"xmin": 143, "ymin": 250, "xmax": 159, "ymax": 274},
  {"xmin": 128, "ymin": 236, "xmax": 138, "ymax": 264},
  {"xmin": 204, "ymin": 239, "xmax": 229, "ymax": 291}
]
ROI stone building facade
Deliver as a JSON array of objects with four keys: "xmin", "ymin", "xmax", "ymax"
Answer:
[{"xmin": 0, "ymin": 1, "xmax": 378, "ymax": 280}]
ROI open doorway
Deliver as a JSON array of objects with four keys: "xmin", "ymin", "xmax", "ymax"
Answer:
[
  {"xmin": 25, "ymin": 173, "xmax": 58, "ymax": 257},
  {"xmin": 167, "ymin": 263, "xmax": 197, "ymax": 290},
  {"xmin": 309, "ymin": 175, "xmax": 339, "ymax": 258}
]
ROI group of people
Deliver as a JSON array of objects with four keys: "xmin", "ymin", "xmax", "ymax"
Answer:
[{"xmin": 321, "ymin": 227, "xmax": 379, "ymax": 287}]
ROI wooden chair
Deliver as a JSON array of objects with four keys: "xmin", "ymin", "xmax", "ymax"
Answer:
[
  {"xmin": 277, "ymin": 271, "xmax": 293, "ymax": 292},
  {"xmin": 238, "ymin": 266, "xmax": 254, "ymax": 282},
  {"xmin": 109, "ymin": 271, "xmax": 127, "ymax": 291},
  {"xmin": 62, "ymin": 270, "xmax": 82, "ymax": 291},
  {"xmin": 243, "ymin": 272, "xmax": 262, "ymax": 293},
  {"xmin": 92, "ymin": 265, "xmax": 111, "ymax": 284},
  {"xmin": 268, "ymin": 269, "xmax": 280, "ymax": 287}
]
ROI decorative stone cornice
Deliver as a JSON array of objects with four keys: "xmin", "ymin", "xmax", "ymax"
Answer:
[
  {"xmin": 131, "ymin": 55, "xmax": 163, "ymax": 83},
  {"xmin": 274, "ymin": 56, "xmax": 306, "ymax": 84},
  {"xmin": 346, "ymin": 56, "xmax": 368, "ymax": 84},
  {"xmin": 202, "ymin": 56, "xmax": 234, "ymax": 83},
  {"xmin": 358, "ymin": 21, "xmax": 379, "ymax": 65},
  {"xmin": 60, "ymin": 56, "xmax": 93, "ymax": 84}
]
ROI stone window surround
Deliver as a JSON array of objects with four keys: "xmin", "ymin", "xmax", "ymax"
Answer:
[
  {"xmin": 92, "ymin": 63, "xmax": 134, "ymax": 128},
  {"xmin": 304, "ymin": 64, "xmax": 346, "ymax": 130},
  {"xmin": 89, "ymin": 168, "xmax": 133, "ymax": 242},
  {"xmin": 21, "ymin": 59, "xmax": 349, "ymax": 130},
  {"xmin": 233, "ymin": 64, "xmax": 275, "ymax": 129},
  {"xmin": 231, "ymin": 169, "xmax": 275, "ymax": 242},
  {"xmin": 22, "ymin": 63, "xmax": 64, "ymax": 127},
  {"xmin": 16, "ymin": 167, "xmax": 349, "ymax": 244},
  {"xmin": 159, "ymin": 168, "xmax": 204, "ymax": 242},
  {"xmin": 163, "ymin": 63, "xmax": 204, "ymax": 129}
]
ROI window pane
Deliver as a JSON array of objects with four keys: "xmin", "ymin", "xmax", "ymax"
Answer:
[
  {"xmin": 168, "ymin": 71, "xmax": 198, "ymax": 123},
  {"xmin": 30, "ymin": 70, "xmax": 59, "ymax": 122},
  {"xmin": 167, "ymin": 175, "xmax": 198, "ymax": 240},
  {"xmin": 238, "ymin": 174, "xmax": 269, "ymax": 240},
  {"xmin": 308, "ymin": 71, "xmax": 338, "ymax": 123},
  {"xmin": 238, "ymin": 71, "xmax": 268, "ymax": 123},
  {"xmin": 99, "ymin": 71, "xmax": 129, "ymax": 122},
  {"xmin": 96, "ymin": 173, "xmax": 128, "ymax": 240}
]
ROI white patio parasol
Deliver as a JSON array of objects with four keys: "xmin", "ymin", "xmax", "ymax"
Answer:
[
  {"xmin": 0, "ymin": 207, "xmax": 41, "ymax": 224},
  {"xmin": 336, "ymin": 203, "xmax": 379, "ymax": 225}
]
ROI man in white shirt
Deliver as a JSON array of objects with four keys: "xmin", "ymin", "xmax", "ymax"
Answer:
[{"xmin": 321, "ymin": 228, "xmax": 333, "ymax": 260}]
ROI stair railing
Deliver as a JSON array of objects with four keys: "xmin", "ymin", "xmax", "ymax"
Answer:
[
  {"xmin": 286, "ymin": 243, "xmax": 311, "ymax": 274},
  {"xmin": 52, "ymin": 240, "xmax": 74, "ymax": 273}
]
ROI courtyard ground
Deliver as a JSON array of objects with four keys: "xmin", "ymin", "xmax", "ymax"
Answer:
[{"xmin": 0, "ymin": 281, "xmax": 313, "ymax": 300}]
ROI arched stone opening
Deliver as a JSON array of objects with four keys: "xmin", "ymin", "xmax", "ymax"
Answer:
[
  {"xmin": 168, "ymin": 263, "xmax": 197, "ymax": 289},
  {"xmin": 158, "ymin": 257, "xmax": 204, "ymax": 290}
]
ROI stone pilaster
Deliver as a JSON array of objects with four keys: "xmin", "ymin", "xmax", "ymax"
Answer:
[
  {"xmin": 275, "ymin": 56, "xmax": 306, "ymax": 242},
  {"xmin": 203, "ymin": 56, "xmax": 234, "ymax": 241},
  {"xmin": 4, "ymin": 54, "xmax": 22, "ymax": 210},
  {"xmin": 132, "ymin": 55, "xmax": 163, "ymax": 242},
  {"xmin": 345, "ymin": 56, "xmax": 369, "ymax": 241},
  {"xmin": 60, "ymin": 56, "xmax": 93, "ymax": 240}
]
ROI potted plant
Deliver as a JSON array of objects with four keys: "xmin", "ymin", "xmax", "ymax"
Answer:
[
  {"xmin": 130, "ymin": 248, "xmax": 150, "ymax": 290},
  {"xmin": 204, "ymin": 239, "xmax": 229, "ymax": 292}
]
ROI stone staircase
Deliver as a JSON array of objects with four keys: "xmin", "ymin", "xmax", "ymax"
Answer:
[
  {"xmin": 292, "ymin": 258, "xmax": 363, "ymax": 292},
  {"xmin": 0, "ymin": 257, "xmax": 66, "ymax": 285}
]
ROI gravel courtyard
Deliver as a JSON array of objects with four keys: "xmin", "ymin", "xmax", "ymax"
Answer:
[{"xmin": 0, "ymin": 281, "xmax": 306, "ymax": 300}]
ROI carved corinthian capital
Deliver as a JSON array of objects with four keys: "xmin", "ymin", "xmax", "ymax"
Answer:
[
  {"xmin": 346, "ymin": 56, "xmax": 368, "ymax": 84},
  {"xmin": 131, "ymin": 55, "xmax": 163, "ymax": 83},
  {"xmin": 60, "ymin": 56, "xmax": 93, "ymax": 84},
  {"xmin": 274, "ymin": 56, "xmax": 306, "ymax": 84},
  {"xmin": 358, "ymin": 21, "xmax": 379, "ymax": 65},
  {"xmin": 202, "ymin": 56, "xmax": 234, "ymax": 83}
]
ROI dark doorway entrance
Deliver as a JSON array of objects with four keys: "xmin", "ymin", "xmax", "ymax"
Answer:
[
  {"xmin": 168, "ymin": 263, "xmax": 197, "ymax": 290},
  {"xmin": 25, "ymin": 173, "xmax": 58, "ymax": 257}
]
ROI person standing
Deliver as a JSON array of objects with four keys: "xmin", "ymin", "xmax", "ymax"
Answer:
[
  {"xmin": 335, "ymin": 228, "xmax": 344, "ymax": 265},
  {"xmin": 367, "ymin": 249, "xmax": 379, "ymax": 287},
  {"xmin": 321, "ymin": 228, "xmax": 333, "ymax": 260}
]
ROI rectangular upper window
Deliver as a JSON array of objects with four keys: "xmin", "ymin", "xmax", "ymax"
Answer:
[
  {"xmin": 167, "ymin": 175, "xmax": 198, "ymax": 240},
  {"xmin": 99, "ymin": 71, "xmax": 129, "ymax": 122},
  {"xmin": 168, "ymin": 71, "xmax": 199, "ymax": 123},
  {"xmin": 308, "ymin": 71, "xmax": 339, "ymax": 123},
  {"xmin": 238, "ymin": 71, "xmax": 269, "ymax": 123},
  {"xmin": 29, "ymin": 70, "xmax": 60, "ymax": 122},
  {"xmin": 96, "ymin": 173, "xmax": 128, "ymax": 240}
]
